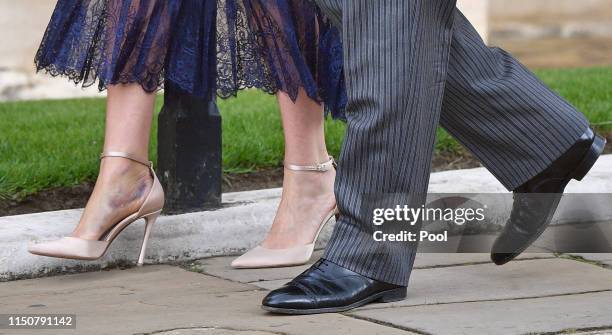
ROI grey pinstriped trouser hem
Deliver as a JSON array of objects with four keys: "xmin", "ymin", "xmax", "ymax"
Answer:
[{"xmin": 315, "ymin": 0, "xmax": 590, "ymax": 286}]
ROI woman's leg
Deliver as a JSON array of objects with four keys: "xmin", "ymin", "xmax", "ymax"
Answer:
[
  {"xmin": 261, "ymin": 89, "xmax": 337, "ymax": 249},
  {"xmin": 72, "ymin": 84, "xmax": 156, "ymax": 240}
]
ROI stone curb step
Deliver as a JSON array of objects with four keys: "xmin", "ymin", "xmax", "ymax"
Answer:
[{"xmin": 1, "ymin": 155, "xmax": 610, "ymax": 280}]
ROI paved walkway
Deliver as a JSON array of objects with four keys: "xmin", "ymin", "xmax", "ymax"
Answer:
[
  {"xmin": 4, "ymin": 155, "xmax": 612, "ymax": 282},
  {"xmin": 2, "ymin": 251, "xmax": 611, "ymax": 335}
]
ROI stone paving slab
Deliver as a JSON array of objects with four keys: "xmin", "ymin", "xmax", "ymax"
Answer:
[
  {"xmin": 0, "ymin": 265, "xmax": 413, "ymax": 335},
  {"xmin": 194, "ymin": 251, "xmax": 324, "ymax": 284},
  {"xmin": 156, "ymin": 329, "xmax": 281, "ymax": 335},
  {"xmin": 531, "ymin": 221, "xmax": 612, "ymax": 255},
  {"xmin": 413, "ymin": 253, "xmax": 553, "ymax": 268},
  {"xmin": 361, "ymin": 259, "xmax": 612, "ymax": 310},
  {"xmin": 196, "ymin": 253, "xmax": 554, "ymax": 286},
  {"xmin": 574, "ymin": 331, "xmax": 612, "ymax": 335},
  {"xmin": 1, "ymin": 258, "xmax": 611, "ymax": 334},
  {"xmin": 0, "ymin": 265, "xmax": 254, "ymax": 302},
  {"xmin": 569, "ymin": 253, "xmax": 612, "ymax": 267},
  {"xmin": 417, "ymin": 234, "xmax": 553, "ymax": 254},
  {"xmin": 350, "ymin": 291, "xmax": 612, "ymax": 335},
  {"xmin": 248, "ymin": 259, "xmax": 612, "ymax": 308},
  {"xmin": 249, "ymin": 279, "xmax": 291, "ymax": 290}
]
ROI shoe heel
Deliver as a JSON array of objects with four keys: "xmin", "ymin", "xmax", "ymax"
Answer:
[
  {"xmin": 378, "ymin": 287, "xmax": 407, "ymax": 303},
  {"xmin": 137, "ymin": 211, "xmax": 160, "ymax": 266},
  {"xmin": 572, "ymin": 135, "xmax": 606, "ymax": 181}
]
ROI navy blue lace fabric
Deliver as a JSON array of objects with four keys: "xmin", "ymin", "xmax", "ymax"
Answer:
[{"xmin": 35, "ymin": 0, "xmax": 346, "ymax": 119}]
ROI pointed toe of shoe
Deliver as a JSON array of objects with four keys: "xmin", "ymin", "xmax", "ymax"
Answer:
[
  {"xmin": 230, "ymin": 249, "xmax": 258, "ymax": 268},
  {"xmin": 230, "ymin": 258, "xmax": 248, "ymax": 268},
  {"xmin": 28, "ymin": 242, "xmax": 53, "ymax": 256},
  {"xmin": 490, "ymin": 252, "xmax": 516, "ymax": 265},
  {"xmin": 230, "ymin": 249, "xmax": 261, "ymax": 269},
  {"xmin": 28, "ymin": 237, "xmax": 108, "ymax": 260},
  {"xmin": 28, "ymin": 239, "xmax": 68, "ymax": 257},
  {"xmin": 490, "ymin": 237, "xmax": 517, "ymax": 265},
  {"xmin": 231, "ymin": 245, "xmax": 315, "ymax": 269},
  {"xmin": 262, "ymin": 284, "xmax": 315, "ymax": 311},
  {"xmin": 490, "ymin": 228, "xmax": 529, "ymax": 265}
]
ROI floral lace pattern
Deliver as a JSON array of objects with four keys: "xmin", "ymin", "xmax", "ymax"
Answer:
[
  {"xmin": 230, "ymin": 0, "xmax": 346, "ymax": 118},
  {"xmin": 216, "ymin": 0, "xmax": 276, "ymax": 98},
  {"xmin": 35, "ymin": 0, "xmax": 346, "ymax": 119},
  {"xmin": 36, "ymin": 0, "xmax": 181, "ymax": 93}
]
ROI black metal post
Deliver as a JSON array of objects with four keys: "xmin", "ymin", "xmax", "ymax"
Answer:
[{"xmin": 157, "ymin": 85, "xmax": 222, "ymax": 214}]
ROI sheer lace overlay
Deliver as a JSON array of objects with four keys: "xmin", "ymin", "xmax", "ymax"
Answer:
[
  {"xmin": 36, "ymin": 0, "xmax": 181, "ymax": 93},
  {"xmin": 35, "ymin": 0, "xmax": 346, "ymax": 119}
]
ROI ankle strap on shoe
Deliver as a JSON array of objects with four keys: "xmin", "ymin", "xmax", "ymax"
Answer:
[
  {"xmin": 285, "ymin": 156, "xmax": 336, "ymax": 172},
  {"xmin": 100, "ymin": 151, "xmax": 152, "ymax": 168}
]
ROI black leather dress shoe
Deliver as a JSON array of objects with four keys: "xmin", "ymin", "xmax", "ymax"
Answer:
[
  {"xmin": 261, "ymin": 259, "xmax": 406, "ymax": 314},
  {"xmin": 491, "ymin": 128, "xmax": 606, "ymax": 265}
]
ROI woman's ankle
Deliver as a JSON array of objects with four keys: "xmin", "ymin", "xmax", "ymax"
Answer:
[
  {"xmin": 283, "ymin": 168, "xmax": 335, "ymax": 194},
  {"xmin": 99, "ymin": 157, "xmax": 150, "ymax": 182},
  {"xmin": 92, "ymin": 158, "xmax": 153, "ymax": 212},
  {"xmin": 284, "ymin": 148, "xmax": 332, "ymax": 166}
]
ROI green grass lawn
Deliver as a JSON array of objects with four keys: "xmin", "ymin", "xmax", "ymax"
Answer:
[{"xmin": 1, "ymin": 66, "xmax": 611, "ymax": 200}]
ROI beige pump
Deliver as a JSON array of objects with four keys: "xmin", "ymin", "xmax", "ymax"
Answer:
[
  {"xmin": 231, "ymin": 156, "xmax": 339, "ymax": 269},
  {"xmin": 28, "ymin": 152, "xmax": 165, "ymax": 266}
]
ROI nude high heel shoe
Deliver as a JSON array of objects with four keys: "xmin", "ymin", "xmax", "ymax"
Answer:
[
  {"xmin": 231, "ymin": 156, "xmax": 339, "ymax": 269},
  {"xmin": 28, "ymin": 151, "xmax": 165, "ymax": 266}
]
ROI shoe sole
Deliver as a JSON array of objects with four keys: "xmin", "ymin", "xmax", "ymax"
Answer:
[
  {"xmin": 261, "ymin": 287, "xmax": 407, "ymax": 315},
  {"xmin": 492, "ymin": 134, "xmax": 607, "ymax": 265}
]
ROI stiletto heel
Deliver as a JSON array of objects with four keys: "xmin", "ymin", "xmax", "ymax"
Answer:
[
  {"xmin": 232, "ymin": 156, "xmax": 338, "ymax": 269},
  {"xmin": 29, "ymin": 152, "xmax": 165, "ymax": 264},
  {"xmin": 138, "ymin": 211, "xmax": 161, "ymax": 266}
]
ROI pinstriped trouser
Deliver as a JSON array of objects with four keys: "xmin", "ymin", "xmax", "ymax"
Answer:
[{"xmin": 315, "ymin": 0, "xmax": 590, "ymax": 286}]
